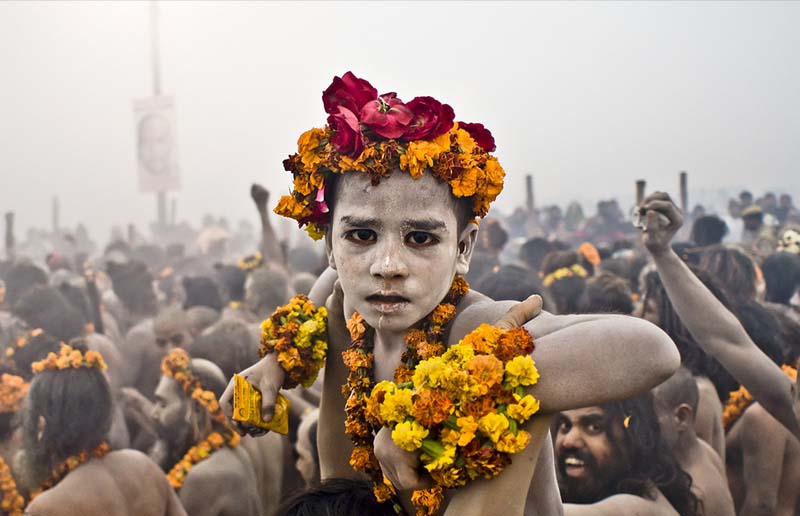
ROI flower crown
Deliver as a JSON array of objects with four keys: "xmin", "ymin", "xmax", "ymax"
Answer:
[
  {"xmin": 542, "ymin": 264, "xmax": 589, "ymax": 288},
  {"xmin": 0, "ymin": 374, "xmax": 28, "ymax": 414},
  {"xmin": 31, "ymin": 344, "xmax": 107, "ymax": 374},
  {"xmin": 161, "ymin": 349, "xmax": 240, "ymax": 444},
  {"xmin": 275, "ymin": 72, "xmax": 506, "ymax": 240}
]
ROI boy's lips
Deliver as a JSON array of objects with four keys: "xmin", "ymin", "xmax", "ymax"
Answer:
[{"xmin": 366, "ymin": 293, "xmax": 410, "ymax": 313}]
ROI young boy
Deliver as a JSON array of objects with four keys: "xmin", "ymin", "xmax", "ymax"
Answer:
[{"xmin": 220, "ymin": 72, "xmax": 678, "ymax": 516}]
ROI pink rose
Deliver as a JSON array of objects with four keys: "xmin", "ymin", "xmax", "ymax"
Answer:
[
  {"xmin": 360, "ymin": 93, "xmax": 414, "ymax": 139},
  {"xmin": 403, "ymin": 96, "xmax": 455, "ymax": 141},
  {"xmin": 327, "ymin": 106, "xmax": 364, "ymax": 157},
  {"xmin": 322, "ymin": 72, "xmax": 378, "ymax": 115},
  {"xmin": 458, "ymin": 122, "xmax": 496, "ymax": 152}
]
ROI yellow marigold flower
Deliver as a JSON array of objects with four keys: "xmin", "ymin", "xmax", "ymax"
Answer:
[
  {"xmin": 455, "ymin": 415, "xmax": 479, "ymax": 446},
  {"xmin": 412, "ymin": 356, "xmax": 447, "ymax": 389},
  {"xmin": 400, "ymin": 140, "xmax": 445, "ymax": 179},
  {"xmin": 274, "ymin": 195, "xmax": 311, "ymax": 220},
  {"xmin": 422, "ymin": 442, "xmax": 456, "ymax": 472},
  {"xmin": 379, "ymin": 388, "xmax": 414, "ymax": 424},
  {"xmin": 440, "ymin": 427, "xmax": 460, "ymax": 446},
  {"xmin": 55, "ymin": 355, "xmax": 70, "ymax": 370},
  {"xmin": 297, "ymin": 128, "xmax": 326, "ymax": 170},
  {"xmin": 496, "ymin": 429, "xmax": 531, "ymax": 454},
  {"xmin": 506, "ymin": 394, "xmax": 540, "ymax": 423},
  {"xmin": 305, "ymin": 222, "xmax": 325, "ymax": 241},
  {"xmin": 504, "ymin": 355, "xmax": 540, "ymax": 388},
  {"xmin": 311, "ymin": 340, "xmax": 327, "ymax": 361},
  {"xmin": 454, "ymin": 127, "xmax": 476, "ymax": 154},
  {"xmin": 391, "ymin": 420, "xmax": 429, "ymax": 452},
  {"xmin": 461, "ymin": 323, "xmax": 502, "ymax": 354},
  {"xmin": 441, "ymin": 343, "xmax": 474, "ymax": 367},
  {"xmin": 449, "ymin": 167, "xmax": 480, "ymax": 198},
  {"xmin": 478, "ymin": 412, "xmax": 510, "ymax": 443},
  {"xmin": 483, "ymin": 157, "xmax": 505, "ymax": 197}
]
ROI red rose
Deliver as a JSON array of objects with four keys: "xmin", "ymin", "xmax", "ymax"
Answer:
[
  {"xmin": 322, "ymin": 72, "xmax": 378, "ymax": 115},
  {"xmin": 403, "ymin": 96, "xmax": 455, "ymax": 141},
  {"xmin": 360, "ymin": 93, "xmax": 414, "ymax": 139},
  {"xmin": 327, "ymin": 106, "xmax": 364, "ymax": 157},
  {"xmin": 458, "ymin": 122, "xmax": 496, "ymax": 152}
]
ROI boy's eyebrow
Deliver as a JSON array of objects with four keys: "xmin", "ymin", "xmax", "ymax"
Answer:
[
  {"xmin": 339, "ymin": 216, "xmax": 380, "ymax": 228},
  {"xmin": 402, "ymin": 218, "xmax": 448, "ymax": 232}
]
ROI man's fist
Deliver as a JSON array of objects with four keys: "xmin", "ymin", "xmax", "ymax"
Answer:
[
  {"xmin": 251, "ymin": 184, "xmax": 270, "ymax": 209},
  {"xmin": 638, "ymin": 192, "xmax": 684, "ymax": 257}
]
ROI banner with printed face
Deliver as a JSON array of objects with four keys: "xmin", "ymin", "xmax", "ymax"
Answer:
[{"xmin": 133, "ymin": 96, "xmax": 180, "ymax": 193}]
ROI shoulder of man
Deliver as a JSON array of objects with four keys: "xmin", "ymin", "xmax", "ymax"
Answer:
[{"xmin": 585, "ymin": 493, "xmax": 678, "ymax": 516}]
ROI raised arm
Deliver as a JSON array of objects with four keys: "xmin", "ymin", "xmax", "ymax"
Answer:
[
  {"xmin": 640, "ymin": 192, "xmax": 799, "ymax": 439},
  {"xmin": 250, "ymin": 184, "xmax": 285, "ymax": 269}
]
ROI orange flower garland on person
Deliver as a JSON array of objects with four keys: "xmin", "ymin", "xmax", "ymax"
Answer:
[
  {"xmin": 0, "ymin": 454, "xmax": 24, "ymax": 516},
  {"xmin": 0, "ymin": 374, "xmax": 27, "ymax": 516},
  {"xmin": 342, "ymin": 276, "xmax": 470, "ymax": 515},
  {"xmin": 3, "ymin": 328, "xmax": 44, "ymax": 370},
  {"xmin": 723, "ymin": 364, "xmax": 797, "ymax": 431},
  {"xmin": 259, "ymin": 294, "xmax": 328, "ymax": 389},
  {"xmin": 29, "ymin": 442, "xmax": 111, "ymax": 500},
  {"xmin": 161, "ymin": 349, "xmax": 240, "ymax": 490}
]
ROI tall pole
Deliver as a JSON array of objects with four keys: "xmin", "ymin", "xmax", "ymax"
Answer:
[
  {"xmin": 150, "ymin": 1, "xmax": 167, "ymax": 230},
  {"xmin": 51, "ymin": 196, "xmax": 60, "ymax": 234},
  {"xmin": 679, "ymin": 171, "xmax": 688, "ymax": 215},
  {"xmin": 525, "ymin": 175, "xmax": 535, "ymax": 213}
]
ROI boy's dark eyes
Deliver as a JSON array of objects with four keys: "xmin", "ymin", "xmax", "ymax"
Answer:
[
  {"xmin": 345, "ymin": 229, "xmax": 377, "ymax": 243},
  {"xmin": 406, "ymin": 231, "xmax": 438, "ymax": 246}
]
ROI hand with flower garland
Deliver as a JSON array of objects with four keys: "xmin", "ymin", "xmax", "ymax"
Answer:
[
  {"xmin": 373, "ymin": 295, "xmax": 544, "ymax": 493},
  {"xmin": 640, "ymin": 192, "xmax": 800, "ymax": 440}
]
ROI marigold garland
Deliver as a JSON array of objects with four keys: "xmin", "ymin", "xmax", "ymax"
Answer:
[
  {"xmin": 161, "ymin": 349, "xmax": 241, "ymax": 490},
  {"xmin": 723, "ymin": 365, "xmax": 797, "ymax": 431},
  {"xmin": 29, "ymin": 441, "xmax": 111, "ymax": 499},
  {"xmin": 259, "ymin": 295, "xmax": 328, "ymax": 389},
  {"xmin": 30, "ymin": 343, "xmax": 107, "ymax": 374},
  {"xmin": 0, "ymin": 456, "xmax": 24, "ymax": 516},
  {"xmin": 275, "ymin": 72, "xmax": 505, "ymax": 240},
  {"xmin": 542, "ymin": 264, "xmax": 589, "ymax": 288},
  {"xmin": 344, "ymin": 275, "xmax": 529, "ymax": 516},
  {"xmin": 0, "ymin": 374, "xmax": 28, "ymax": 414},
  {"xmin": 237, "ymin": 252, "xmax": 263, "ymax": 271}
]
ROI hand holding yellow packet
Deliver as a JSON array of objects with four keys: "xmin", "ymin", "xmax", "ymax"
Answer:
[{"xmin": 232, "ymin": 373, "xmax": 289, "ymax": 435}]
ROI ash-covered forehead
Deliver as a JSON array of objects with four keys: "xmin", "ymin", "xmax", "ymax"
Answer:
[{"xmin": 327, "ymin": 171, "xmax": 473, "ymax": 233}]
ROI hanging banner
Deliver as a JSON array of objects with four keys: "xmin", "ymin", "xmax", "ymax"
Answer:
[{"xmin": 133, "ymin": 95, "xmax": 180, "ymax": 193}]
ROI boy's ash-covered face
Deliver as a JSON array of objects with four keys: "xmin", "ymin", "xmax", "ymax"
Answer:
[{"xmin": 327, "ymin": 172, "xmax": 473, "ymax": 334}]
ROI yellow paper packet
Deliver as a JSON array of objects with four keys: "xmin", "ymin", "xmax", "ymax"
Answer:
[{"xmin": 232, "ymin": 373, "xmax": 289, "ymax": 435}]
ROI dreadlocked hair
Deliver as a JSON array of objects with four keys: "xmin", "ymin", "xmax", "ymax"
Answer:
[
  {"xmin": 642, "ymin": 269, "xmax": 738, "ymax": 402},
  {"xmin": 603, "ymin": 393, "xmax": 700, "ymax": 516}
]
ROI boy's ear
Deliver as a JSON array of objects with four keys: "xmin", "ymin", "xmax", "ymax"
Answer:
[
  {"xmin": 455, "ymin": 222, "xmax": 479, "ymax": 276},
  {"xmin": 325, "ymin": 229, "xmax": 337, "ymax": 270}
]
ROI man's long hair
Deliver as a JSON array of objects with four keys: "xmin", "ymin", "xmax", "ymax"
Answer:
[
  {"xmin": 22, "ymin": 342, "xmax": 112, "ymax": 485},
  {"xmin": 603, "ymin": 393, "xmax": 700, "ymax": 516}
]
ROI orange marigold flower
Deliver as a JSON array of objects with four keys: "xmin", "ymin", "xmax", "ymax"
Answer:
[
  {"xmin": 411, "ymin": 389, "xmax": 453, "ymax": 427},
  {"xmin": 429, "ymin": 467, "xmax": 469, "ymax": 489},
  {"xmin": 342, "ymin": 349, "xmax": 373, "ymax": 370},
  {"xmin": 394, "ymin": 365, "xmax": 413, "ymax": 384},
  {"xmin": 416, "ymin": 341, "xmax": 445, "ymax": 360},
  {"xmin": 405, "ymin": 329, "xmax": 427, "ymax": 348},
  {"xmin": 349, "ymin": 445, "xmax": 377, "ymax": 472},
  {"xmin": 277, "ymin": 348, "xmax": 303, "ymax": 371},
  {"xmin": 346, "ymin": 313, "xmax": 366, "ymax": 340},
  {"xmin": 465, "ymin": 354, "xmax": 504, "ymax": 391},
  {"xmin": 410, "ymin": 486, "xmax": 445, "ymax": 516},
  {"xmin": 431, "ymin": 303, "xmax": 456, "ymax": 325}
]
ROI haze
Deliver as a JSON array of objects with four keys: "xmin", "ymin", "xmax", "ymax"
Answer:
[{"xmin": 2, "ymin": 1, "xmax": 798, "ymax": 243}]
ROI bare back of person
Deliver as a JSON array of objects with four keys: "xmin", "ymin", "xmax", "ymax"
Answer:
[
  {"xmin": 726, "ymin": 402, "xmax": 800, "ymax": 516},
  {"xmin": 682, "ymin": 438, "xmax": 734, "ymax": 516},
  {"xmin": 694, "ymin": 375, "xmax": 725, "ymax": 462},
  {"xmin": 24, "ymin": 450, "xmax": 185, "ymax": 516},
  {"xmin": 239, "ymin": 432, "xmax": 285, "ymax": 516},
  {"xmin": 564, "ymin": 489, "xmax": 679, "ymax": 516}
]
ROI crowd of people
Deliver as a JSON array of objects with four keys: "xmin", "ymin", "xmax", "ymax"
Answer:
[{"xmin": 2, "ymin": 73, "xmax": 800, "ymax": 516}]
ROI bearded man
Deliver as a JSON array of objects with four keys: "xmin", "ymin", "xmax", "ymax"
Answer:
[
  {"xmin": 222, "ymin": 72, "xmax": 679, "ymax": 516},
  {"xmin": 21, "ymin": 343, "xmax": 185, "ymax": 516},
  {"xmin": 555, "ymin": 393, "xmax": 698, "ymax": 515}
]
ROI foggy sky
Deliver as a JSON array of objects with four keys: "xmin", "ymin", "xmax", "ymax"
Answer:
[{"xmin": 2, "ymin": 1, "xmax": 799, "ymax": 244}]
